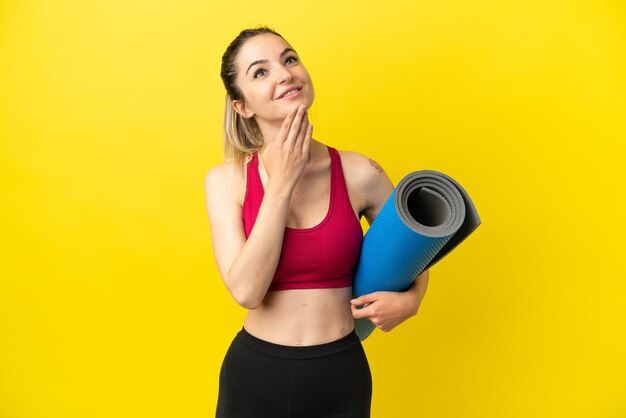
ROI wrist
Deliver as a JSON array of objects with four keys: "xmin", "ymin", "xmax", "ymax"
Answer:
[
  {"xmin": 265, "ymin": 181, "xmax": 295, "ymax": 200},
  {"xmin": 402, "ymin": 287, "xmax": 421, "ymax": 316}
]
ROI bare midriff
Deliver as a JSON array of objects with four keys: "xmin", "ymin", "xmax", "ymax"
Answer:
[{"xmin": 243, "ymin": 286, "xmax": 354, "ymax": 346}]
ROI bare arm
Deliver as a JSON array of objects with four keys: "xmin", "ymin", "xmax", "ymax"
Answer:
[
  {"xmin": 204, "ymin": 166, "xmax": 290, "ymax": 309},
  {"xmin": 345, "ymin": 153, "xmax": 430, "ymax": 331},
  {"xmin": 204, "ymin": 105, "xmax": 312, "ymax": 309}
]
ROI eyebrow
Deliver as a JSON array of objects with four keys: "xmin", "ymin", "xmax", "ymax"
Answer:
[{"xmin": 245, "ymin": 48, "xmax": 297, "ymax": 76}]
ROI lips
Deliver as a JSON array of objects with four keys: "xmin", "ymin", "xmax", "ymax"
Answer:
[{"xmin": 276, "ymin": 86, "xmax": 303, "ymax": 99}]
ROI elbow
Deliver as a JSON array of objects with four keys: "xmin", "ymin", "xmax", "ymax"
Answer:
[
  {"xmin": 225, "ymin": 266, "xmax": 267, "ymax": 310},
  {"xmin": 235, "ymin": 299, "xmax": 262, "ymax": 311},
  {"xmin": 229, "ymin": 282, "xmax": 265, "ymax": 310}
]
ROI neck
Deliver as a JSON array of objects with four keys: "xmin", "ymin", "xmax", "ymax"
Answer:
[{"xmin": 255, "ymin": 117, "xmax": 283, "ymax": 149}]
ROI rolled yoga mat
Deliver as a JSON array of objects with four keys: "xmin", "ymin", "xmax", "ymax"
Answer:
[{"xmin": 353, "ymin": 170, "xmax": 481, "ymax": 341}]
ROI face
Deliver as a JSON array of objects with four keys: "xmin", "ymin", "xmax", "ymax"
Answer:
[{"xmin": 232, "ymin": 33, "xmax": 314, "ymax": 123}]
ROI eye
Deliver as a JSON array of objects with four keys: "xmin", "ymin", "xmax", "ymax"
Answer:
[
  {"xmin": 284, "ymin": 56, "xmax": 298, "ymax": 65},
  {"xmin": 253, "ymin": 68, "xmax": 266, "ymax": 79}
]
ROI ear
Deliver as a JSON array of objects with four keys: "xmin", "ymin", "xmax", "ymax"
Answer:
[{"xmin": 232, "ymin": 99, "xmax": 255, "ymax": 119}]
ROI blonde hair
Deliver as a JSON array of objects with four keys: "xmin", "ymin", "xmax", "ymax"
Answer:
[
  {"xmin": 222, "ymin": 94, "xmax": 264, "ymax": 168},
  {"xmin": 220, "ymin": 26, "xmax": 285, "ymax": 169}
]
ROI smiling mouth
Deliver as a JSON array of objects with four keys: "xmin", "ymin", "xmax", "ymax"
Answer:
[{"xmin": 278, "ymin": 87, "xmax": 302, "ymax": 99}]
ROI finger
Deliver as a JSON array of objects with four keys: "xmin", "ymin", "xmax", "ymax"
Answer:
[
  {"xmin": 291, "ymin": 112, "xmax": 309, "ymax": 152},
  {"xmin": 351, "ymin": 293, "xmax": 379, "ymax": 306},
  {"xmin": 353, "ymin": 304, "xmax": 378, "ymax": 320},
  {"xmin": 351, "ymin": 303, "xmax": 372, "ymax": 319},
  {"xmin": 279, "ymin": 107, "xmax": 298, "ymax": 142},
  {"xmin": 286, "ymin": 105, "xmax": 306, "ymax": 145},
  {"xmin": 296, "ymin": 111, "xmax": 310, "ymax": 143},
  {"xmin": 302, "ymin": 124, "xmax": 312, "ymax": 158}
]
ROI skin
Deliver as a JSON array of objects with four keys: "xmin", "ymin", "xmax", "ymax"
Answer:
[{"xmin": 205, "ymin": 33, "xmax": 429, "ymax": 346}]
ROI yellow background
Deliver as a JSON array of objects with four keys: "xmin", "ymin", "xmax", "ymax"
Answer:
[{"xmin": 2, "ymin": 0, "xmax": 625, "ymax": 417}]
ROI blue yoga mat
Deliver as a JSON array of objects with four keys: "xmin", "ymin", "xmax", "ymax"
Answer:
[{"xmin": 353, "ymin": 170, "xmax": 481, "ymax": 341}]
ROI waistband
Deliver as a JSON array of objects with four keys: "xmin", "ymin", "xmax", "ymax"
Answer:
[{"xmin": 235, "ymin": 327, "xmax": 360, "ymax": 360}]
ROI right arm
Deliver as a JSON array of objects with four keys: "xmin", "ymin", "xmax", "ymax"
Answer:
[{"xmin": 204, "ymin": 105, "xmax": 312, "ymax": 309}]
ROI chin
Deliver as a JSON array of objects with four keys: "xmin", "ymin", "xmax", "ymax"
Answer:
[
  {"xmin": 301, "ymin": 96, "xmax": 314, "ymax": 110},
  {"xmin": 283, "ymin": 98, "xmax": 312, "ymax": 112},
  {"xmin": 272, "ymin": 97, "xmax": 314, "ymax": 121}
]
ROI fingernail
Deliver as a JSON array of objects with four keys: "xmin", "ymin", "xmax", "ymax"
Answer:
[{"xmin": 351, "ymin": 299, "xmax": 357, "ymax": 304}]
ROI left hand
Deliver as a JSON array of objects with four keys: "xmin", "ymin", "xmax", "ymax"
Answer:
[{"xmin": 350, "ymin": 289, "xmax": 423, "ymax": 333}]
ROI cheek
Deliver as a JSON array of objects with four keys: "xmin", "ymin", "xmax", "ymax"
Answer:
[
  {"xmin": 243, "ymin": 85, "xmax": 273, "ymax": 106},
  {"xmin": 259, "ymin": 82, "xmax": 277, "ymax": 100},
  {"xmin": 306, "ymin": 81, "xmax": 315, "ymax": 103},
  {"xmin": 300, "ymin": 71, "xmax": 314, "ymax": 95},
  {"xmin": 301, "ymin": 70, "xmax": 313, "ymax": 85}
]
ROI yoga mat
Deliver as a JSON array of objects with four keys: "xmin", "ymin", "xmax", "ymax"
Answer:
[{"xmin": 353, "ymin": 170, "xmax": 481, "ymax": 341}]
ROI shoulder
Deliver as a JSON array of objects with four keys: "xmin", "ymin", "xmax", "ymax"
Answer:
[
  {"xmin": 204, "ymin": 156, "xmax": 251, "ymax": 206},
  {"xmin": 336, "ymin": 149, "xmax": 394, "ymax": 217},
  {"xmin": 204, "ymin": 159, "xmax": 235, "ymax": 190},
  {"xmin": 337, "ymin": 149, "xmax": 389, "ymax": 188}
]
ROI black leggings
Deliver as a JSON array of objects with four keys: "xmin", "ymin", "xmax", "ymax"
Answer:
[{"xmin": 216, "ymin": 327, "xmax": 372, "ymax": 418}]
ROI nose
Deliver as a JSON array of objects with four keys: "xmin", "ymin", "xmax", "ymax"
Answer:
[{"xmin": 276, "ymin": 65, "xmax": 292, "ymax": 84}]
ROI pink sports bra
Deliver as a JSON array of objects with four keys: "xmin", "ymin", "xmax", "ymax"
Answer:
[{"xmin": 242, "ymin": 146, "xmax": 363, "ymax": 291}]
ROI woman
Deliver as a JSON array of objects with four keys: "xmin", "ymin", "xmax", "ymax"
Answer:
[{"xmin": 204, "ymin": 26, "xmax": 430, "ymax": 418}]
